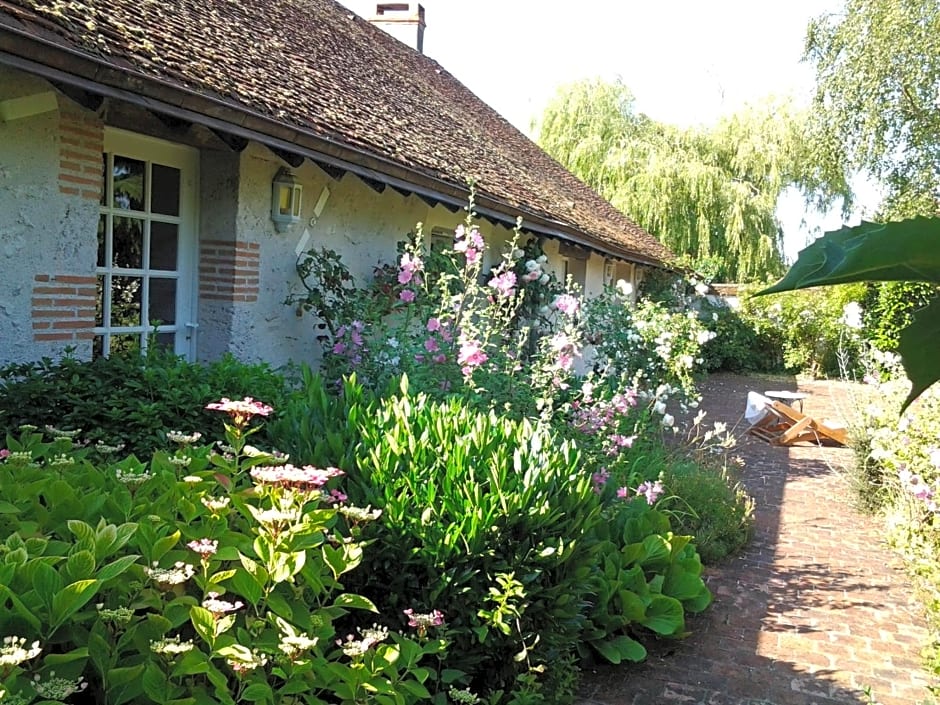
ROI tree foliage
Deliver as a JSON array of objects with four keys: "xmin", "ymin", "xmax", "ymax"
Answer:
[
  {"xmin": 537, "ymin": 79, "xmax": 850, "ymax": 282},
  {"xmin": 805, "ymin": 0, "xmax": 940, "ymax": 218}
]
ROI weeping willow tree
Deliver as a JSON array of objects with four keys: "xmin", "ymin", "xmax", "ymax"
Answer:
[{"xmin": 537, "ymin": 79, "xmax": 851, "ymax": 282}]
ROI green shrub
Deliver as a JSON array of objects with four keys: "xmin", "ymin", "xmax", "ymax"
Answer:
[
  {"xmin": 343, "ymin": 381, "xmax": 601, "ymax": 703},
  {"xmin": 0, "ymin": 403, "xmax": 438, "ymax": 705},
  {"xmin": 700, "ymin": 303, "xmax": 780, "ymax": 373},
  {"xmin": 0, "ymin": 350, "xmax": 291, "ymax": 456},
  {"xmin": 657, "ymin": 460, "xmax": 754, "ymax": 564},
  {"xmin": 860, "ymin": 281, "xmax": 937, "ymax": 353}
]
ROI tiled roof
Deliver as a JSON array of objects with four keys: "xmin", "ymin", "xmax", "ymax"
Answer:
[{"xmin": 0, "ymin": 0, "xmax": 672, "ymax": 265}]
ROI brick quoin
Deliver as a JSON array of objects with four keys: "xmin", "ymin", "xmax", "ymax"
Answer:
[
  {"xmin": 199, "ymin": 240, "xmax": 260, "ymax": 303},
  {"xmin": 58, "ymin": 104, "xmax": 103, "ymax": 202},
  {"xmin": 31, "ymin": 274, "xmax": 97, "ymax": 344}
]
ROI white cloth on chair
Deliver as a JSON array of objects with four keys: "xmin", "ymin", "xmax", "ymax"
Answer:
[{"xmin": 745, "ymin": 391, "xmax": 773, "ymax": 425}]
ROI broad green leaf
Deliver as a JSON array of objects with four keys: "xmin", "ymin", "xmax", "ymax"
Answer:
[
  {"xmin": 0, "ymin": 500, "xmax": 20, "ymax": 513},
  {"xmin": 759, "ymin": 217, "xmax": 940, "ymax": 294},
  {"xmin": 663, "ymin": 565, "xmax": 708, "ymax": 602},
  {"xmin": 332, "ymin": 593, "xmax": 378, "ymax": 612},
  {"xmin": 97, "ymin": 555, "xmax": 140, "ymax": 582},
  {"xmin": 64, "ymin": 550, "xmax": 96, "ymax": 582},
  {"xmin": 593, "ymin": 634, "xmax": 647, "ymax": 664},
  {"xmin": 51, "ymin": 579, "xmax": 101, "ymax": 631},
  {"xmin": 899, "ymin": 299, "xmax": 940, "ymax": 409},
  {"xmin": 142, "ymin": 663, "xmax": 169, "ymax": 703},
  {"xmin": 32, "ymin": 560, "xmax": 62, "ymax": 612},
  {"xmin": 241, "ymin": 683, "xmax": 274, "ymax": 703},
  {"xmin": 190, "ymin": 606, "xmax": 217, "ymax": 647},
  {"xmin": 641, "ymin": 595, "xmax": 684, "ymax": 636}
]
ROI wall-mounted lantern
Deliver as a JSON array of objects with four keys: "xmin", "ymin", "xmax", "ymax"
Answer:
[{"xmin": 271, "ymin": 168, "xmax": 303, "ymax": 232}]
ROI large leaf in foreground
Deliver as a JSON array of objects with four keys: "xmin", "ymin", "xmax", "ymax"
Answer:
[
  {"xmin": 757, "ymin": 217, "xmax": 940, "ymax": 410},
  {"xmin": 899, "ymin": 299, "xmax": 940, "ymax": 409},
  {"xmin": 758, "ymin": 217, "xmax": 940, "ymax": 294}
]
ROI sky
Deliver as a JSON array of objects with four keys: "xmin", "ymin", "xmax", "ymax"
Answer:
[{"xmin": 341, "ymin": 0, "xmax": 876, "ymax": 263}]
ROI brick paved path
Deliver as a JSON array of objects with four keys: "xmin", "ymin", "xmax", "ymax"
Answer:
[{"xmin": 578, "ymin": 373, "xmax": 935, "ymax": 705}]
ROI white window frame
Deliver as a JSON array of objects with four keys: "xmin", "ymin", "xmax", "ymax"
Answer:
[{"xmin": 97, "ymin": 129, "xmax": 199, "ymax": 360}]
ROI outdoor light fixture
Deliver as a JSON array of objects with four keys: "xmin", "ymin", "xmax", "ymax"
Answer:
[{"xmin": 271, "ymin": 167, "xmax": 303, "ymax": 232}]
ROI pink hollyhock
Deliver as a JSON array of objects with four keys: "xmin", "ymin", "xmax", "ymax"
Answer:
[
  {"xmin": 488, "ymin": 271, "xmax": 517, "ymax": 298},
  {"xmin": 400, "ymin": 289, "xmax": 416, "ymax": 303},
  {"xmin": 553, "ymin": 294, "xmax": 580, "ymax": 317},
  {"xmin": 426, "ymin": 317, "xmax": 441, "ymax": 332}
]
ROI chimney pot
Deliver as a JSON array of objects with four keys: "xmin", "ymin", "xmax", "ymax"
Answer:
[{"xmin": 370, "ymin": 3, "xmax": 426, "ymax": 54}]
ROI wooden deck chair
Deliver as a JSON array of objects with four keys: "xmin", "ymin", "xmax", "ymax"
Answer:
[{"xmin": 745, "ymin": 392, "xmax": 847, "ymax": 447}]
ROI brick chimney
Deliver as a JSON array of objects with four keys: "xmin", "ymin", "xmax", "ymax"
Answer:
[{"xmin": 369, "ymin": 3, "xmax": 426, "ymax": 54}]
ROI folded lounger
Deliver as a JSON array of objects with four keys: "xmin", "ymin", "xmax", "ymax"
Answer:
[{"xmin": 745, "ymin": 391, "xmax": 847, "ymax": 447}]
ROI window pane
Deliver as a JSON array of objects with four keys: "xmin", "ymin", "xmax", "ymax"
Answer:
[
  {"xmin": 149, "ymin": 278, "xmax": 177, "ymax": 325},
  {"xmin": 111, "ymin": 276, "xmax": 142, "ymax": 327},
  {"xmin": 110, "ymin": 334, "xmax": 142, "ymax": 357},
  {"xmin": 97, "ymin": 215, "xmax": 107, "ymax": 267},
  {"xmin": 150, "ymin": 222, "xmax": 179, "ymax": 271},
  {"xmin": 153, "ymin": 332, "xmax": 176, "ymax": 353},
  {"xmin": 96, "ymin": 275, "xmax": 106, "ymax": 326},
  {"xmin": 151, "ymin": 163, "xmax": 181, "ymax": 216},
  {"xmin": 93, "ymin": 335, "xmax": 105, "ymax": 360},
  {"xmin": 112, "ymin": 217, "xmax": 144, "ymax": 269},
  {"xmin": 112, "ymin": 155, "xmax": 145, "ymax": 211}
]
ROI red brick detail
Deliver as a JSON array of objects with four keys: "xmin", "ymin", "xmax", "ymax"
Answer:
[
  {"xmin": 58, "ymin": 105, "xmax": 103, "ymax": 202},
  {"xmin": 199, "ymin": 240, "xmax": 261, "ymax": 304},
  {"xmin": 32, "ymin": 274, "xmax": 97, "ymax": 343}
]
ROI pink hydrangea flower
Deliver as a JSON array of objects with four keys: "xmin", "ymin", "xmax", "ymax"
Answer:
[
  {"xmin": 404, "ymin": 608, "xmax": 444, "ymax": 637},
  {"xmin": 187, "ymin": 538, "xmax": 218, "ymax": 559},
  {"xmin": 250, "ymin": 464, "xmax": 344, "ymax": 489},
  {"xmin": 205, "ymin": 398, "xmax": 273, "ymax": 425}
]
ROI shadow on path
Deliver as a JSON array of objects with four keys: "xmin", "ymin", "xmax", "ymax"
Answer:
[{"xmin": 577, "ymin": 374, "xmax": 933, "ymax": 705}]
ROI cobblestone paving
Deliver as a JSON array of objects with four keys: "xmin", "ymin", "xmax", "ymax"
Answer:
[{"xmin": 577, "ymin": 374, "xmax": 935, "ymax": 705}]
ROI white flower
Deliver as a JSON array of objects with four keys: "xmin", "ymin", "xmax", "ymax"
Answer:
[
  {"xmin": 536, "ymin": 255, "xmax": 548, "ymax": 264},
  {"xmin": 694, "ymin": 282, "xmax": 709, "ymax": 296},
  {"xmin": 0, "ymin": 637, "xmax": 41, "ymax": 667},
  {"xmin": 841, "ymin": 301, "xmax": 863, "ymax": 329},
  {"xmin": 151, "ymin": 636, "xmax": 195, "ymax": 655},
  {"xmin": 662, "ymin": 414, "xmax": 675, "ymax": 428},
  {"xmin": 538, "ymin": 274, "xmax": 550, "ymax": 285},
  {"xmin": 615, "ymin": 279, "xmax": 634, "ymax": 297},
  {"xmin": 652, "ymin": 401, "xmax": 666, "ymax": 416}
]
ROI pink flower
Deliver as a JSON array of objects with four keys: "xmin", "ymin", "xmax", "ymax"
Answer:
[
  {"xmin": 553, "ymin": 294, "xmax": 580, "ymax": 317},
  {"xmin": 332, "ymin": 341, "xmax": 347, "ymax": 355},
  {"xmin": 488, "ymin": 271, "xmax": 517, "ymax": 298},
  {"xmin": 522, "ymin": 270, "xmax": 540, "ymax": 282},
  {"xmin": 205, "ymin": 398, "xmax": 273, "ymax": 426},
  {"xmin": 432, "ymin": 354, "xmax": 447, "ymax": 364},
  {"xmin": 250, "ymin": 464, "xmax": 344, "ymax": 489},
  {"xmin": 467, "ymin": 228, "xmax": 484, "ymax": 249},
  {"xmin": 187, "ymin": 538, "xmax": 218, "ymax": 559},
  {"xmin": 636, "ymin": 480, "xmax": 664, "ymax": 505},
  {"xmin": 457, "ymin": 340, "xmax": 488, "ymax": 372},
  {"xmin": 616, "ymin": 486, "xmax": 629, "ymax": 499},
  {"xmin": 404, "ymin": 608, "xmax": 444, "ymax": 637},
  {"xmin": 328, "ymin": 489, "xmax": 348, "ymax": 504},
  {"xmin": 424, "ymin": 337, "xmax": 439, "ymax": 353},
  {"xmin": 400, "ymin": 289, "xmax": 416, "ymax": 303},
  {"xmin": 592, "ymin": 469, "xmax": 609, "ymax": 494},
  {"xmin": 398, "ymin": 253, "xmax": 423, "ymax": 285},
  {"xmin": 465, "ymin": 248, "xmax": 481, "ymax": 265},
  {"xmin": 426, "ymin": 317, "xmax": 441, "ymax": 332},
  {"xmin": 0, "ymin": 449, "xmax": 9, "ymax": 460},
  {"xmin": 610, "ymin": 434, "xmax": 636, "ymax": 449}
]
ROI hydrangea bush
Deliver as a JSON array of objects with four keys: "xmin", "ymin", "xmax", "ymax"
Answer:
[{"xmin": 0, "ymin": 401, "xmax": 444, "ymax": 705}]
